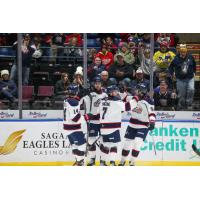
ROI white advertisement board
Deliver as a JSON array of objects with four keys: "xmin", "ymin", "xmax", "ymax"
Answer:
[{"xmin": 0, "ymin": 120, "xmax": 200, "ymax": 165}]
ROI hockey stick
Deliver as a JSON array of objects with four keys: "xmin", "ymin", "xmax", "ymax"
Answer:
[
  {"xmin": 151, "ymin": 134, "xmax": 157, "ymax": 156},
  {"xmin": 192, "ymin": 144, "xmax": 200, "ymax": 156}
]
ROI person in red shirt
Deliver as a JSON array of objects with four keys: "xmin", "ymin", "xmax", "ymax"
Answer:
[
  {"xmin": 65, "ymin": 33, "xmax": 83, "ymax": 46},
  {"xmin": 96, "ymin": 44, "xmax": 114, "ymax": 70}
]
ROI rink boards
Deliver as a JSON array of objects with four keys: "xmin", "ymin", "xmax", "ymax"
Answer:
[{"xmin": 0, "ymin": 117, "xmax": 200, "ymax": 166}]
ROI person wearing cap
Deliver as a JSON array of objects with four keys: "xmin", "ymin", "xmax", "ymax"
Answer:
[
  {"xmin": 0, "ymin": 70, "xmax": 17, "ymax": 107},
  {"xmin": 131, "ymin": 68, "xmax": 150, "ymax": 95},
  {"xmin": 169, "ymin": 44, "xmax": 196, "ymax": 110},
  {"xmin": 109, "ymin": 53, "xmax": 134, "ymax": 85},
  {"xmin": 114, "ymin": 42, "xmax": 135, "ymax": 65},
  {"xmin": 153, "ymin": 80, "xmax": 176, "ymax": 111},
  {"xmin": 96, "ymin": 44, "xmax": 114, "ymax": 70},
  {"xmin": 153, "ymin": 41, "xmax": 176, "ymax": 73}
]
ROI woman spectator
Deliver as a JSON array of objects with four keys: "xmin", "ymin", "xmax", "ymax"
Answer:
[
  {"xmin": 54, "ymin": 73, "xmax": 70, "ymax": 101},
  {"xmin": 87, "ymin": 57, "xmax": 105, "ymax": 81}
]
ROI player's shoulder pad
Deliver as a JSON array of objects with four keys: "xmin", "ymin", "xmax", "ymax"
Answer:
[{"xmin": 66, "ymin": 98, "xmax": 79, "ymax": 106}]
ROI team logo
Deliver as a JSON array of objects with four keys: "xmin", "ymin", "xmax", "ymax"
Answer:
[{"xmin": 0, "ymin": 130, "xmax": 26, "ymax": 155}]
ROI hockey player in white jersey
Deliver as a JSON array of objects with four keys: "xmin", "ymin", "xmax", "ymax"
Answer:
[
  {"xmin": 98, "ymin": 85, "xmax": 138, "ymax": 166},
  {"xmin": 119, "ymin": 83, "xmax": 156, "ymax": 166},
  {"xmin": 63, "ymin": 84, "xmax": 86, "ymax": 166},
  {"xmin": 118, "ymin": 81, "xmax": 132, "ymax": 102},
  {"xmin": 80, "ymin": 77, "xmax": 107, "ymax": 166}
]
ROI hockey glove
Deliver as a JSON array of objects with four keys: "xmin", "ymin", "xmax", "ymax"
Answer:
[{"xmin": 149, "ymin": 122, "xmax": 155, "ymax": 131}]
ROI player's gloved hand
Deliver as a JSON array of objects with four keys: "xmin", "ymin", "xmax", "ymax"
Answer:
[
  {"xmin": 84, "ymin": 113, "xmax": 93, "ymax": 122},
  {"xmin": 149, "ymin": 122, "xmax": 155, "ymax": 131}
]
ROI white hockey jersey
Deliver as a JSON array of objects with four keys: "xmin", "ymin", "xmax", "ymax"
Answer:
[
  {"xmin": 128, "ymin": 96, "xmax": 156, "ymax": 129},
  {"xmin": 80, "ymin": 91, "xmax": 107, "ymax": 124},
  {"xmin": 119, "ymin": 92, "xmax": 133, "ymax": 102},
  {"xmin": 99, "ymin": 97, "xmax": 138, "ymax": 135},
  {"xmin": 63, "ymin": 98, "xmax": 83, "ymax": 135}
]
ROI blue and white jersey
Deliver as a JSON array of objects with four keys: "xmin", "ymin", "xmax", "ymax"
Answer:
[
  {"xmin": 99, "ymin": 97, "xmax": 138, "ymax": 135},
  {"xmin": 129, "ymin": 96, "xmax": 156, "ymax": 129},
  {"xmin": 63, "ymin": 97, "xmax": 83, "ymax": 135},
  {"xmin": 80, "ymin": 91, "xmax": 107, "ymax": 124}
]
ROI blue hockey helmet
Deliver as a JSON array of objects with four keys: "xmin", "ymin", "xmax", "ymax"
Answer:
[
  {"xmin": 106, "ymin": 85, "xmax": 119, "ymax": 94},
  {"xmin": 67, "ymin": 84, "xmax": 79, "ymax": 96},
  {"xmin": 135, "ymin": 83, "xmax": 148, "ymax": 95},
  {"xmin": 93, "ymin": 76, "xmax": 102, "ymax": 83}
]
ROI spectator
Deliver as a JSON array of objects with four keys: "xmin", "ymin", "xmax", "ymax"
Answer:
[
  {"xmin": 131, "ymin": 68, "xmax": 150, "ymax": 95},
  {"xmin": 10, "ymin": 34, "xmax": 35, "ymax": 85},
  {"xmin": 50, "ymin": 33, "xmax": 66, "ymax": 63},
  {"xmin": 100, "ymin": 71, "xmax": 113, "ymax": 89},
  {"xmin": 87, "ymin": 57, "xmax": 105, "ymax": 81},
  {"xmin": 54, "ymin": 73, "xmax": 70, "ymax": 101},
  {"xmin": 153, "ymin": 41, "xmax": 176, "ymax": 73},
  {"xmin": 96, "ymin": 44, "xmax": 114, "ymax": 70},
  {"xmin": 115, "ymin": 42, "xmax": 135, "ymax": 65},
  {"xmin": 153, "ymin": 71, "xmax": 173, "ymax": 91},
  {"xmin": 65, "ymin": 33, "xmax": 83, "ymax": 46},
  {"xmin": 109, "ymin": 53, "xmax": 133, "ymax": 85},
  {"xmin": 169, "ymin": 44, "xmax": 196, "ymax": 110},
  {"xmin": 64, "ymin": 36, "xmax": 83, "ymax": 57},
  {"xmin": 73, "ymin": 66, "xmax": 86, "ymax": 98},
  {"xmin": 0, "ymin": 70, "xmax": 17, "ymax": 108},
  {"xmin": 138, "ymin": 44, "xmax": 156, "ymax": 79},
  {"xmin": 31, "ymin": 36, "xmax": 43, "ymax": 59},
  {"xmin": 153, "ymin": 80, "xmax": 176, "ymax": 111},
  {"xmin": 88, "ymin": 48, "xmax": 97, "ymax": 63},
  {"xmin": 103, "ymin": 36, "xmax": 117, "ymax": 54}
]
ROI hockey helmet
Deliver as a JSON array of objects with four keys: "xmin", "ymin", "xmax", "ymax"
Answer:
[
  {"xmin": 106, "ymin": 85, "xmax": 119, "ymax": 94},
  {"xmin": 135, "ymin": 83, "xmax": 148, "ymax": 95},
  {"xmin": 67, "ymin": 84, "xmax": 79, "ymax": 96}
]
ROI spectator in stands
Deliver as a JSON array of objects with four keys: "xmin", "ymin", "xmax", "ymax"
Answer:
[
  {"xmin": 109, "ymin": 53, "xmax": 133, "ymax": 85},
  {"xmin": 64, "ymin": 36, "xmax": 83, "ymax": 57},
  {"xmin": 131, "ymin": 68, "xmax": 150, "ymax": 95},
  {"xmin": 138, "ymin": 44, "xmax": 156, "ymax": 79},
  {"xmin": 96, "ymin": 44, "xmax": 114, "ymax": 70},
  {"xmin": 0, "ymin": 70, "xmax": 17, "ymax": 108},
  {"xmin": 10, "ymin": 34, "xmax": 35, "ymax": 85},
  {"xmin": 87, "ymin": 57, "xmax": 105, "ymax": 81},
  {"xmin": 65, "ymin": 33, "xmax": 83, "ymax": 46},
  {"xmin": 169, "ymin": 44, "xmax": 196, "ymax": 110},
  {"xmin": 154, "ymin": 80, "xmax": 176, "ymax": 111},
  {"xmin": 153, "ymin": 41, "xmax": 176, "ymax": 73},
  {"xmin": 115, "ymin": 42, "xmax": 135, "ymax": 65},
  {"xmin": 31, "ymin": 36, "xmax": 43, "ymax": 60},
  {"xmin": 54, "ymin": 73, "xmax": 70, "ymax": 101},
  {"xmin": 100, "ymin": 71, "xmax": 113, "ymax": 89},
  {"xmin": 103, "ymin": 36, "xmax": 117, "ymax": 54},
  {"xmin": 50, "ymin": 33, "xmax": 66, "ymax": 63},
  {"xmin": 88, "ymin": 48, "xmax": 97, "ymax": 64},
  {"xmin": 155, "ymin": 33, "xmax": 179, "ymax": 48},
  {"xmin": 153, "ymin": 71, "xmax": 173, "ymax": 91}
]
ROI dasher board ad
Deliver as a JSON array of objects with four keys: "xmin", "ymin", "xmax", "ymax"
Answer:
[{"xmin": 0, "ymin": 120, "xmax": 200, "ymax": 166}]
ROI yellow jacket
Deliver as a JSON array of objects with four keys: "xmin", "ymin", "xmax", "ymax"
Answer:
[{"xmin": 153, "ymin": 50, "xmax": 175, "ymax": 69}]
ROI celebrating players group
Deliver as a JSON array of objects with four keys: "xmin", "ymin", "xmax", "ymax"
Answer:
[{"xmin": 63, "ymin": 77, "xmax": 156, "ymax": 166}]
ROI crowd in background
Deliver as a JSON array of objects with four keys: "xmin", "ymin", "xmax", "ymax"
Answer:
[{"xmin": 0, "ymin": 33, "xmax": 197, "ymax": 111}]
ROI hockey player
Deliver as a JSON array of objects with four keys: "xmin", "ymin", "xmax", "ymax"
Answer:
[
  {"xmin": 80, "ymin": 77, "xmax": 107, "ymax": 166},
  {"xmin": 119, "ymin": 83, "xmax": 156, "ymax": 166},
  {"xmin": 98, "ymin": 85, "xmax": 138, "ymax": 166},
  {"xmin": 63, "ymin": 84, "xmax": 86, "ymax": 166},
  {"xmin": 118, "ymin": 81, "xmax": 132, "ymax": 102}
]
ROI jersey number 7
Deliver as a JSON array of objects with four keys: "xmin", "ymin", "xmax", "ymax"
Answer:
[{"xmin": 102, "ymin": 107, "xmax": 108, "ymax": 119}]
